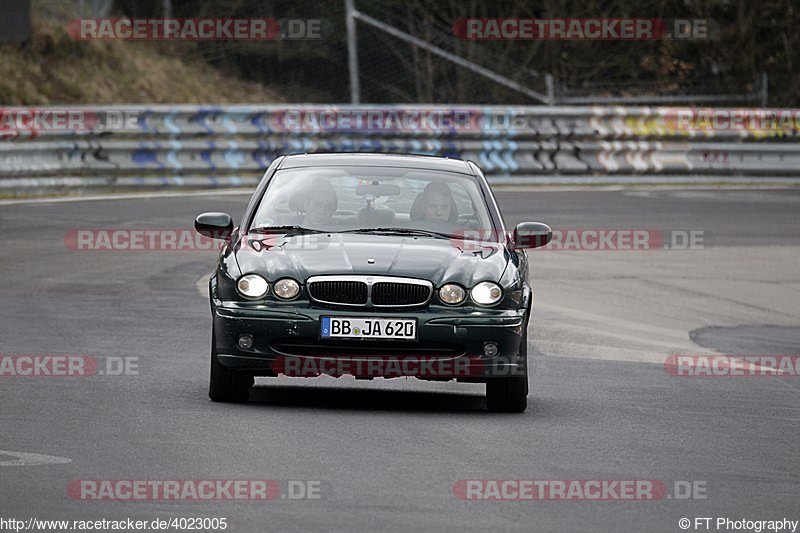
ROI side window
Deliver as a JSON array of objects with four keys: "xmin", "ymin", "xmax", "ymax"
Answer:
[{"xmin": 252, "ymin": 177, "xmax": 297, "ymax": 227}]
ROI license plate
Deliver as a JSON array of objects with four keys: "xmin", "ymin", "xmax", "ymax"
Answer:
[{"xmin": 320, "ymin": 317, "xmax": 416, "ymax": 340}]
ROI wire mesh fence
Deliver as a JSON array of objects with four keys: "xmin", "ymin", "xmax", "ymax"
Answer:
[{"xmin": 19, "ymin": 0, "xmax": 798, "ymax": 106}]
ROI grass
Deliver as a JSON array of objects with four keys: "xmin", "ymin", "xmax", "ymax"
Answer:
[{"xmin": 0, "ymin": 18, "xmax": 285, "ymax": 105}]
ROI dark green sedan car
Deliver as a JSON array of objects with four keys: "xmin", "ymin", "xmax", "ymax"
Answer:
[{"xmin": 195, "ymin": 153, "xmax": 551, "ymax": 412}]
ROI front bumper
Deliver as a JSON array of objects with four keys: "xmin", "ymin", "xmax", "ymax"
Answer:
[{"xmin": 213, "ymin": 302, "xmax": 528, "ymax": 381}]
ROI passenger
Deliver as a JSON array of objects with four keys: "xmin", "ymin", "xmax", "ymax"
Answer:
[
  {"xmin": 419, "ymin": 181, "xmax": 454, "ymax": 222},
  {"xmin": 302, "ymin": 179, "xmax": 338, "ymax": 227}
]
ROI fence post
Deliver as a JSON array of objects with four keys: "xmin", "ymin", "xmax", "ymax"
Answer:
[
  {"xmin": 346, "ymin": 0, "xmax": 361, "ymax": 104},
  {"xmin": 546, "ymin": 74, "xmax": 555, "ymax": 105}
]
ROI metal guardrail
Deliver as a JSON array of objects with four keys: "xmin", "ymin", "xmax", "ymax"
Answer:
[{"xmin": 1, "ymin": 105, "xmax": 799, "ymax": 192}]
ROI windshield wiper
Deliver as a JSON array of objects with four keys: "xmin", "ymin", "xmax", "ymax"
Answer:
[
  {"xmin": 249, "ymin": 225, "xmax": 325, "ymax": 234},
  {"xmin": 340, "ymin": 227, "xmax": 455, "ymax": 238}
]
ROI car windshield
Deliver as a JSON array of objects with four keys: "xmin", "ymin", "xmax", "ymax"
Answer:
[{"xmin": 250, "ymin": 166, "xmax": 496, "ymax": 239}]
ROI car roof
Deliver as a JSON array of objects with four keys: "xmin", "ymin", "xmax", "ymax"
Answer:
[{"xmin": 278, "ymin": 153, "xmax": 474, "ymax": 175}]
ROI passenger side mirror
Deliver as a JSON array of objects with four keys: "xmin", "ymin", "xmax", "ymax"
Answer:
[
  {"xmin": 513, "ymin": 222, "xmax": 552, "ymax": 249},
  {"xmin": 194, "ymin": 212, "xmax": 234, "ymax": 240}
]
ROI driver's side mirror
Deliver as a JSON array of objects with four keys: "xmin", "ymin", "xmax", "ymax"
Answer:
[
  {"xmin": 513, "ymin": 222, "xmax": 552, "ymax": 249},
  {"xmin": 194, "ymin": 212, "xmax": 233, "ymax": 240}
]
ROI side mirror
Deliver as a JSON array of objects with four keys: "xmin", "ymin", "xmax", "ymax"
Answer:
[
  {"xmin": 513, "ymin": 222, "xmax": 552, "ymax": 249},
  {"xmin": 194, "ymin": 212, "xmax": 233, "ymax": 240}
]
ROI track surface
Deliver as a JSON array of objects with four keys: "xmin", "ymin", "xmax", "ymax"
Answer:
[{"xmin": 1, "ymin": 189, "xmax": 799, "ymax": 532}]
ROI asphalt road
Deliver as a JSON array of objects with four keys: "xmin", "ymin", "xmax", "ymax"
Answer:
[{"xmin": 0, "ymin": 188, "xmax": 798, "ymax": 532}]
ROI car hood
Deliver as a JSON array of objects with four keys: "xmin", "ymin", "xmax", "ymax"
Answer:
[{"xmin": 234, "ymin": 233, "xmax": 510, "ymax": 286}]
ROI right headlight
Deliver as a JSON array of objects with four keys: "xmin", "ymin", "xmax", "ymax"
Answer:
[
  {"xmin": 439, "ymin": 284, "xmax": 466, "ymax": 305},
  {"xmin": 236, "ymin": 274, "xmax": 269, "ymax": 299},
  {"xmin": 272, "ymin": 278, "xmax": 300, "ymax": 300},
  {"xmin": 470, "ymin": 281, "xmax": 503, "ymax": 306}
]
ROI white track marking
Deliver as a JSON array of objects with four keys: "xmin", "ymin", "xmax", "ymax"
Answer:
[
  {"xmin": 0, "ymin": 189, "xmax": 251, "ymax": 206},
  {"xmin": 0, "ymin": 450, "xmax": 72, "ymax": 467},
  {"xmin": 196, "ymin": 275, "xmax": 211, "ymax": 298},
  {"xmin": 535, "ymin": 301, "xmax": 697, "ymax": 342}
]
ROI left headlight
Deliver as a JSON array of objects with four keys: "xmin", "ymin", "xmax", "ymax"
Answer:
[
  {"xmin": 439, "ymin": 283, "xmax": 466, "ymax": 305},
  {"xmin": 471, "ymin": 281, "xmax": 503, "ymax": 306},
  {"xmin": 273, "ymin": 278, "xmax": 300, "ymax": 300},
  {"xmin": 236, "ymin": 274, "xmax": 269, "ymax": 299}
]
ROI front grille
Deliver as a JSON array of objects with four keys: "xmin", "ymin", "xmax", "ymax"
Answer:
[
  {"xmin": 306, "ymin": 276, "xmax": 433, "ymax": 307},
  {"xmin": 372, "ymin": 282, "xmax": 431, "ymax": 306},
  {"xmin": 308, "ymin": 280, "xmax": 367, "ymax": 305}
]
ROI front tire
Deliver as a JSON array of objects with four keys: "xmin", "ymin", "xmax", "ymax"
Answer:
[
  {"xmin": 209, "ymin": 332, "xmax": 254, "ymax": 403},
  {"xmin": 486, "ymin": 326, "xmax": 529, "ymax": 413}
]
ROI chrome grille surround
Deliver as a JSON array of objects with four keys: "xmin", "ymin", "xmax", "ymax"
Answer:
[{"xmin": 306, "ymin": 275, "xmax": 433, "ymax": 307}]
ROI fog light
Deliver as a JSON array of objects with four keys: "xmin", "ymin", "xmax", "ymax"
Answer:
[
  {"xmin": 238, "ymin": 334, "xmax": 254, "ymax": 351},
  {"xmin": 483, "ymin": 342, "xmax": 499, "ymax": 357}
]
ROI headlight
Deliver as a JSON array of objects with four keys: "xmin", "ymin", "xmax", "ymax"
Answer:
[
  {"xmin": 236, "ymin": 274, "xmax": 269, "ymax": 299},
  {"xmin": 273, "ymin": 278, "xmax": 300, "ymax": 300},
  {"xmin": 439, "ymin": 283, "xmax": 466, "ymax": 305},
  {"xmin": 471, "ymin": 281, "xmax": 503, "ymax": 306}
]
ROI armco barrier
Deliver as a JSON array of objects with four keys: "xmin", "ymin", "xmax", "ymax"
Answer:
[{"xmin": 1, "ymin": 105, "xmax": 799, "ymax": 192}]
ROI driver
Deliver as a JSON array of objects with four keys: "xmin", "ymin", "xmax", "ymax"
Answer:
[
  {"xmin": 420, "ymin": 181, "xmax": 453, "ymax": 222},
  {"xmin": 302, "ymin": 179, "xmax": 338, "ymax": 227}
]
